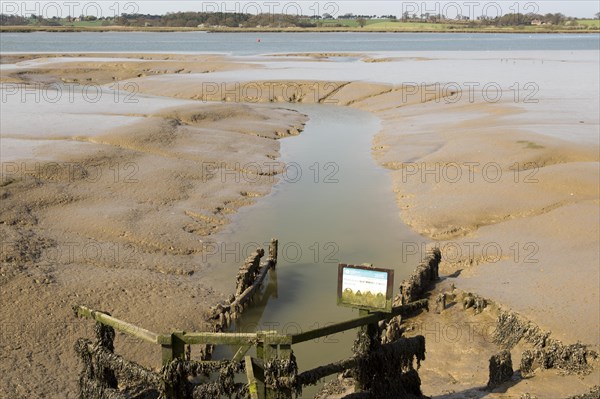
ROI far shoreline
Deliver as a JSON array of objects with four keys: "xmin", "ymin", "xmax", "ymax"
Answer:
[{"xmin": 1, "ymin": 25, "xmax": 599, "ymax": 34}]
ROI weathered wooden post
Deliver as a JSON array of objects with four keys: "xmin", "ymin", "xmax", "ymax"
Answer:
[
  {"xmin": 353, "ymin": 309, "xmax": 381, "ymax": 393},
  {"xmin": 276, "ymin": 341, "xmax": 295, "ymax": 399},
  {"xmin": 268, "ymin": 238, "xmax": 278, "ymax": 267},
  {"xmin": 254, "ymin": 331, "xmax": 268, "ymax": 399},
  {"xmin": 487, "ymin": 350, "xmax": 514, "ymax": 390},
  {"xmin": 161, "ymin": 332, "xmax": 186, "ymax": 365},
  {"xmin": 263, "ymin": 332, "xmax": 281, "ymax": 399},
  {"xmin": 256, "ymin": 330, "xmax": 295, "ymax": 399},
  {"xmin": 160, "ymin": 333, "xmax": 187, "ymax": 399},
  {"xmin": 245, "ymin": 355, "xmax": 265, "ymax": 399},
  {"xmin": 94, "ymin": 318, "xmax": 118, "ymax": 390}
]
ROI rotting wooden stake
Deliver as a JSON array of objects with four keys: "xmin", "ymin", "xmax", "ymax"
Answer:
[{"xmin": 269, "ymin": 238, "xmax": 278, "ymax": 266}]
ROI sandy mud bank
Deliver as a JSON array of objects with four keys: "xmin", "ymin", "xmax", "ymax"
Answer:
[{"xmin": 1, "ymin": 52, "xmax": 598, "ymax": 398}]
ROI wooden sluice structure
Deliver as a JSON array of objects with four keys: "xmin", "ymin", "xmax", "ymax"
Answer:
[{"xmin": 73, "ymin": 239, "xmax": 440, "ymax": 399}]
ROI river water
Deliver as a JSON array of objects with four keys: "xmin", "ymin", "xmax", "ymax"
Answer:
[
  {"xmin": 1, "ymin": 32, "xmax": 599, "ymax": 54},
  {"xmin": 204, "ymin": 103, "xmax": 424, "ymax": 396}
]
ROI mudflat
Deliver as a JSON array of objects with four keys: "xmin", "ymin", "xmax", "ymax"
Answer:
[{"xmin": 1, "ymin": 52, "xmax": 598, "ymax": 398}]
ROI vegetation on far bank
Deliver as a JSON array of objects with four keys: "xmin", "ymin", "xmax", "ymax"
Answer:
[
  {"xmin": 1, "ymin": 11, "xmax": 599, "ymax": 33},
  {"xmin": 2, "ymin": 23, "xmax": 599, "ymax": 34}
]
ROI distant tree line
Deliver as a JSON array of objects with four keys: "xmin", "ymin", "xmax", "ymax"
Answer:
[
  {"xmin": 0, "ymin": 11, "xmax": 596, "ymax": 27},
  {"xmin": 1, "ymin": 14, "xmax": 61, "ymax": 26},
  {"xmin": 483, "ymin": 13, "xmax": 574, "ymax": 26},
  {"xmin": 399, "ymin": 11, "xmax": 583, "ymax": 26},
  {"xmin": 152, "ymin": 12, "xmax": 317, "ymax": 27},
  {"xmin": 0, "ymin": 12, "xmax": 319, "ymax": 27},
  {"xmin": 0, "ymin": 14, "xmax": 28, "ymax": 25}
]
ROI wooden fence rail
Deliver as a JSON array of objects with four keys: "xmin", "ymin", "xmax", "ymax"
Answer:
[
  {"xmin": 74, "ymin": 301, "xmax": 428, "ymax": 399},
  {"xmin": 72, "ymin": 240, "xmax": 441, "ymax": 399},
  {"xmin": 74, "ymin": 306, "xmax": 164, "ymax": 344},
  {"xmin": 291, "ymin": 299, "xmax": 428, "ymax": 345}
]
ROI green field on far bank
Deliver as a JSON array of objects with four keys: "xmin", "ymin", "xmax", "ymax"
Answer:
[
  {"xmin": 312, "ymin": 18, "xmax": 600, "ymax": 31},
  {"xmin": 577, "ymin": 19, "xmax": 600, "ymax": 27}
]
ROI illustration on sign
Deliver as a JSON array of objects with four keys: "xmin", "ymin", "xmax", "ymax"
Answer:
[{"xmin": 337, "ymin": 264, "xmax": 394, "ymax": 312}]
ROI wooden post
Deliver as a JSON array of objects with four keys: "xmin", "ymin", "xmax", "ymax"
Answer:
[
  {"xmin": 161, "ymin": 333, "xmax": 187, "ymax": 399},
  {"xmin": 279, "ymin": 343, "xmax": 293, "ymax": 399},
  {"xmin": 354, "ymin": 309, "xmax": 367, "ymax": 393},
  {"xmin": 245, "ymin": 356, "xmax": 266, "ymax": 399},
  {"xmin": 354, "ymin": 309, "xmax": 379, "ymax": 393},
  {"xmin": 262, "ymin": 332, "xmax": 273, "ymax": 366},
  {"xmin": 254, "ymin": 332, "xmax": 267, "ymax": 399},
  {"xmin": 279, "ymin": 343, "xmax": 291, "ymax": 361},
  {"xmin": 161, "ymin": 332, "xmax": 186, "ymax": 365},
  {"xmin": 269, "ymin": 238, "xmax": 278, "ymax": 266},
  {"xmin": 256, "ymin": 333, "xmax": 265, "ymax": 363},
  {"xmin": 95, "ymin": 321, "xmax": 118, "ymax": 389},
  {"xmin": 259, "ymin": 332, "xmax": 281, "ymax": 399}
]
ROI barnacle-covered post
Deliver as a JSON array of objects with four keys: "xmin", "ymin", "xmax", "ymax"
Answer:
[
  {"xmin": 486, "ymin": 350, "xmax": 513, "ymax": 390},
  {"xmin": 161, "ymin": 357, "xmax": 194, "ymax": 399},
  {"xmin": 261, "ymin": 331, "xmax": 297, "ymax": 399},
  {"xmin": 353, "ymin": 309, "xmax": 381, "ymax": 392},
  {"xmin": 160, "ymin": 333, "xmax": 187, "ymax": 399},
  {"xmin": 73, "ymin": 310, "xmax": 119, "ymax": 399},
  {"xmin": 94, "ymin": 315, "xmax": 118, "ymax": 389},
  {"xmin": 263, "ymin": 332, "xmax": 278, "ymax": 399}
]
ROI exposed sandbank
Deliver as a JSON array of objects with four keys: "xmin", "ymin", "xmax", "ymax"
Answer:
[
  {"xmin": 1, "ymin": 52, "xmax": 598, "ymax": 398},
  {"xmin": 1, "ymin": 60, "xmax": 306, "ymax": 397}
]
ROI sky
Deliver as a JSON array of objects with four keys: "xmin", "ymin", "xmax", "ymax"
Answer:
[{"xmin": 2, "ymin": 1, "xmax": 599, "ymax": 19}]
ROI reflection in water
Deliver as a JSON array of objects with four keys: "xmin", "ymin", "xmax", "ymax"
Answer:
[{"xmin": 235, "ymin": 268, "xmax": 280, "ymax": 334}]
